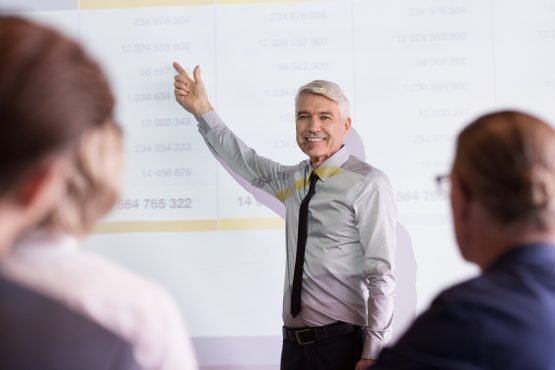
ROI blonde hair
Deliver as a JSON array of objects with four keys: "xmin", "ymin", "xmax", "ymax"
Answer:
[
  {"xmin": 43, "ymin": 122, "xmax": 124, "ymax": 235},
  {"xmin": 295, "ymin": 80, "xmax": 350, "ymax": 119},
  {"xmin": 453, "ymin": 110, "xmax": 555, "ymax": 230}
]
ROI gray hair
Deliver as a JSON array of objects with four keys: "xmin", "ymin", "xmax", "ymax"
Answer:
[{"xmin": 295, "ymin": 80, "xmax": 350, "ymax": 119}]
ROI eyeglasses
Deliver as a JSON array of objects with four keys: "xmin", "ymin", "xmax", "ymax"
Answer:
[{"xmin": 435, "ymin": 174, "xmax": 451, "ymax": 193}]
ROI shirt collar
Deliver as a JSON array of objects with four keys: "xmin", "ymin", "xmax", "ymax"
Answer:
[
  {"xmin": 307, "ymin": 145, "xmax": 350, "ymax": 183},
  {"xmin": 13, "ymin": 229, "xmax": 79, "ymax": 255},
  {"xmin": 487, "ymin": 242, "xmax": 555, "ymax": 272}
]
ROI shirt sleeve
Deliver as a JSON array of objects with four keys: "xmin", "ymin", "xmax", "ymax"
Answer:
[
  {"xmin": 196, "ymin": 110, "xmax": 290, "ymax": 199},
  {"xmin": 353, "ymin": 170, "xmax": 397, "ymax": 359}
]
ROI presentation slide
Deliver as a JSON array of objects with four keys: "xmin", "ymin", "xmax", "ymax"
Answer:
[{"xmin": 3, "ymin": 1, "xmax": 555, "ymax": 368}]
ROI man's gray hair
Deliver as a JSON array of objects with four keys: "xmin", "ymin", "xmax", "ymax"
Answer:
[{"xmin": 295, "ymin": 80, "xmax": 350, "ymax": 119}]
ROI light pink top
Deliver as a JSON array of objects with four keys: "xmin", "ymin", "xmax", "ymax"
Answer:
[{"xmin": 0, "ymin": 231, "xmax": 198, "ymax": 370}]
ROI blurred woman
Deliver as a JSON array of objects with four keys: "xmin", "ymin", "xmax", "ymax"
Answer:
[
  {"xmin": 0, "ymin": 16, "xmax": 140, "ymax": 369},
  {"xmin": 0, "ymin": 121, "xmax": 198, "ymax": 370},
  {"xmin": 373, "ymin": 110, "xmax": 555, "ymax": 369}
]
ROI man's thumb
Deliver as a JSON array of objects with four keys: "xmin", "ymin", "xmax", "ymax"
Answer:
[{"xmin": 193, "ymin": 65, "xmax": 202, "ymax": 82}]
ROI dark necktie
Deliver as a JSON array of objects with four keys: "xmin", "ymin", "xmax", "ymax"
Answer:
[{"xmin": 290, "ymin": 171, "xmax": 319, "ymax": 317}]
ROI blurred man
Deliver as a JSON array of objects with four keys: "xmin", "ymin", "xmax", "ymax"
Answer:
[{"xmin": 373, "ymin": 111, "xmax": 555, "ymax": 369}]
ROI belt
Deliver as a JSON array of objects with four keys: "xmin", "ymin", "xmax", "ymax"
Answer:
[{"xmin": 282, "ymin": 322, "xmax": 360, "ymax": 345}]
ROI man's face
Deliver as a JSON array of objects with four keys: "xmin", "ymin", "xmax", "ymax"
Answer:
[{"xmin": 295, "ymin": 93, "xmax": 351, "ymax": 168}]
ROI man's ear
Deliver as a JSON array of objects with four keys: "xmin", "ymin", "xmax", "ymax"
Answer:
[
  {"xmin": 451, "ymin": 175, "xmax": 471, "ymax": 222},
  {"xmin": 344, "ymin": 116, "xmax": 352, "ymax": 133}
]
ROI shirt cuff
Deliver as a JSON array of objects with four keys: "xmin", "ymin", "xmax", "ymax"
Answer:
[
  {"xmin": 362, "ymin": 334, "xmax": 384, "ymax": 360},
  {"xmin": 197, "ymin": 110, "xmax": 221, "ymax": 133}
]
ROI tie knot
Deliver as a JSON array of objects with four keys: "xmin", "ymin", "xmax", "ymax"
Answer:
[
  {"xmin": 309, "ymin": 171, "xmax": 319, "ymax": 182},
  {"xmin": 308, "ymin": 172, "xmax": 319, "ymax": 189}
]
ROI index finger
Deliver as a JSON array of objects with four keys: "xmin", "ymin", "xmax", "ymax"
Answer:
[{"xmin": 173, "ymin": 61, "xmax": 189, "ymax": 78}]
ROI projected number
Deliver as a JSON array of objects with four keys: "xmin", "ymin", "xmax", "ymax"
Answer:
[
  {"xmin": 134, "ymin": 143, "xmax": 192, "ymax": 153},
  {"xmin": 238, "ymin": 196, "xmax": 261, "ymax": 207},
  {"xmin": 116, "ymin": 198, "xmax": 192, "ymax": 209}
]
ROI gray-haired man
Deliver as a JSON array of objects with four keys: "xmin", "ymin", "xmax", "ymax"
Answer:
[{"xmin": 174, "ymin": 62, "xmax": 397, "ymax": 370}]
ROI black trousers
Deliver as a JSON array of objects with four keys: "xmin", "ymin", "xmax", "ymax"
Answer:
[{"xmin": 280, "ymin": 324, "xmax": 364, "ymax": 370}]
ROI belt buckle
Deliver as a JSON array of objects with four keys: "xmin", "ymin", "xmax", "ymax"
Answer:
[{"xmin": 295, "ymin": 328, "xmax": 315, "ymax": 345}]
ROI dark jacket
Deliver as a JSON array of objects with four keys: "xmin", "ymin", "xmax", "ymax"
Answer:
[
  {"xmin": 0, "ymin": 275, "xmax": 140, "ymax": 370},
  {"xmin": 374, "ymin": 243, "xmax": 555, "ymax": 370}
]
